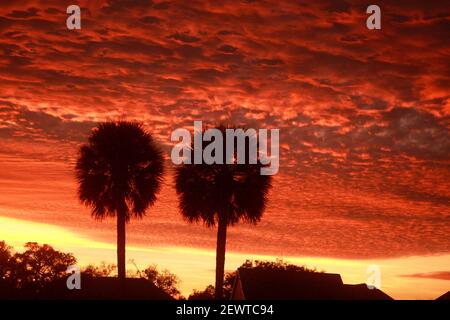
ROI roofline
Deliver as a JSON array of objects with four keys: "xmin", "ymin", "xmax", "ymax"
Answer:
[{"xmin": 231, "ymin": 270, "xmax": 246, "ymax": 300}]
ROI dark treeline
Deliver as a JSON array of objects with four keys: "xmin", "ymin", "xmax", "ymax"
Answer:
[
  {"xmin": 0, "ymin": 240, "xmax": 311, "ymax": 300},
  {"xmin": 0, "ymin": 241, "xmax": 181, "ymax": 299}
]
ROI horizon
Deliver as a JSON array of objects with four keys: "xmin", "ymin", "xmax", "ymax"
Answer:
[
  {"xmin": 1, "ymin": 215, "xmax": 449, "ymax": 300},
  {"xmin": 0, "ymin": 0, "xmax": 449, "ymax": 301}
]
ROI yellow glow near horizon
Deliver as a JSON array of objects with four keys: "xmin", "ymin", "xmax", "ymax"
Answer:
[
  {"xmin": 1, "ymin": 216, "xmax": 448, "ymax": 300},
  {"xmin": 0, "ymin": 216, "xmax": 114, "ymax": 250}
]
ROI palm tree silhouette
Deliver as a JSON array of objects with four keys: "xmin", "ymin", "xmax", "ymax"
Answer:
[
  {"xmin": 76, "ymin": 121, "xmax": 164, "ymax": 281},
  {"xmin": 175, "ymin": 125, "xmax": 272, "ymax": 299}
]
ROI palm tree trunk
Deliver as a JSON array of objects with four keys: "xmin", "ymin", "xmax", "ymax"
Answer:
[
  {"xmin": 117, "ymin": 209, "xmax": 126, "ymax": 281},
  {"xmin": 215, "ymin": 215, "xmax": 227, "ymax": 299}
]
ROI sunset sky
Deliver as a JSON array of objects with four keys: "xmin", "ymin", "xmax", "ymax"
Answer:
[{"xmin": 0, "ymin": 0, "xmax": 449, "ymax": 299}]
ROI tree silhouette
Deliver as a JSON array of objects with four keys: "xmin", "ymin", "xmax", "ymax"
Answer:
[
  {"xmin": 189, "ymin": 285, "xmax": 215, "ymax": 300},
  {"xmin": 175, "ymin": 125, "xmax": 272, "ymax": 299},
  {"xmin": 82, "ymin": 262, "xmax": 182, "ymax": 299},
  {"xmin": 83, "ymin": 262, "xmax": 117, "ymax": 277},
  {"xmin": 11, "ymin": 242, "xmax": 76, "ymax": 291},
  {"xmin": 76, "ymin": 121, "xmax": 164, "ymax": 280},
  {"xmin": 0, "ymin": 242, "xmax": 77, "ymax": 296},
  {"xmin": 0, "ymin": 241, "xmax": 12, "ymax": 282},
  {"xmin": 142, "ymin": 265, "xmax": 181, "ymax": 299}
]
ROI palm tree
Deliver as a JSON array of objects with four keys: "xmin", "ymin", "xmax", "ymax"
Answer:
[
  {"xmin": 175, "ymin": 126, "xmax": 272, "ymax": 299},
  {"xmin": 76, "ymin": 121, "xmax": 164, "ymax": 281}
]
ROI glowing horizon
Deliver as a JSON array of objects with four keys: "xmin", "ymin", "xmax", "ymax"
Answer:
[{"xmin": 1, "ymin": 216, "xmax": 448, "ymax": 299}]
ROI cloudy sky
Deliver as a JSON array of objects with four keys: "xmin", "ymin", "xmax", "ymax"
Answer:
[{"xmin": 0, "ymin": 0, "xmax": 449, "ymax": 298}]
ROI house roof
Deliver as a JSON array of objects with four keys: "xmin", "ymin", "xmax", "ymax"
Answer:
[
  {"xmin": 235, "ymin": 268, "xmax": 392, "ymax": 300},
  {"xmin": 40, "ymin": 276, "xmax": 174, "ymax": 300},
  {"xmin": 436, "ymin": 291, "xmax": 450, "ymax": 300},
  {"xmin": 341, "ymin": 284, "xmax": 393, "ymax": 300}
]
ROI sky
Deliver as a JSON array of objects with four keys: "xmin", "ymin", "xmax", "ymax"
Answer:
[{"xmin": 0, "ymin": 0, "xmax": 449, "ymax": 299}]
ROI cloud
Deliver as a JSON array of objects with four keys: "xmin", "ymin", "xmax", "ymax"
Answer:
[
  {"xmin": 0, "ymin": 0, "xmax": 448, "ymax": 259},
  {"xmin": 7, "ymin": 7, "xmax": 40, "ymax": 19},
  {"xmin": 400, "ymin": 272, "xmax": 450, "ymax": 281},
  {"xmin": 169, "ymin": 32, "xmax": 201, "ymax": 43},
  {"xmin": 0, "ymin": 100, "xmax": 96, "ymax": 143}
]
